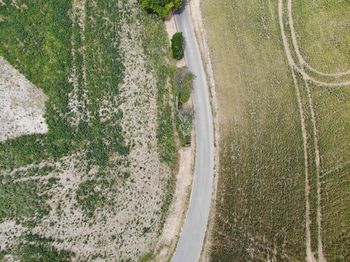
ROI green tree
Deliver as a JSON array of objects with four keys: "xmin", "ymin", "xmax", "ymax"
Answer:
[
  {"xmin": 140, "ymin": 0, "xmax": 183, "ymax": 18},
  {"xmin": 171, "ymin": 32, "xmax": 185, "ymax": 60}
]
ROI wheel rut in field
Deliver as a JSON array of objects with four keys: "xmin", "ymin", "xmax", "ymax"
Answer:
[
  {"xmin": 287, "ymin": 0, "xmax": 350, "ymax": 78},
  {"xmin": 279, "ymin": 0, "xmax": 350, "ymax": 260},
  {"xmin": 287, "ymin": 1, "xmax": 325, "ymax": 259},
  {"xmin": 278, "ymin": 2, "xmax": 314, "ymax": 259},
  {"xmin": 69, "ymin": 0, "xmax": 90, "ymax": 127},
  {"xmin": 280, "ymin": 0, "xmax": 350, "ymax": 88},
  {"xmin": 277, "ymin": 0, "xmax": 350, "ymax": 260}
]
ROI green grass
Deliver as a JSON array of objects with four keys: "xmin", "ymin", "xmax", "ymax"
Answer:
[
  {"xmin": 75, "ymin": 172, "xmax": 121, "ymax": 218},
  {"xmin": 0, "ymin": 0, "xmax": 178, "ymax": 259},
  {"xmin": 2, "ymin": 242, "xmax": 73, "ymax": 262},
  {"xmin": 291, "ymin": 2, "xmax": 350, "ymax": 258},
  {"xmin": 0, "ymin": 179, "xmax": 50, "ymax": 225},
  {"xmin": 0, "ymin": 0, "xmax": 128, "ymax": 170},
  {"xmin": 158, "ymin": 172, "xmax": 176, "ymax": 232},
  {"xmin": 76, "ymin": 179, "xmax": 107, "ymax": 218},
  {"xmin": 0, "ymin": 0, "xmax": 76, "ymax": 169},
  {"xmin": 141, "ymin": 12, "xmax": 177, "ymax": 168},
  {"xmin": 312, "ymin": 85, "xmax": 350, "ymax": 172},
  {"xmin": 312, "ymin": 83, "xmax": 350, "ymax": 259},
  {"xmin": 140, "ymin": 252, "xmax": 156, "ymax": 262}
]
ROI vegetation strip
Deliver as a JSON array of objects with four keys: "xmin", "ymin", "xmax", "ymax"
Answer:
[{"xmin": 0, "ymin": 0, "xmax": 180, "ymax": 260}]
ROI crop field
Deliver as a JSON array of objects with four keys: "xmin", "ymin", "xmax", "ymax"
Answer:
[
  {"xmin": 0, "ymin": 0, "xmax": 177, "ymax": 261},
  {"xmin": 202, "ymin": 0, "xmax": 350, "ymax": 261}
]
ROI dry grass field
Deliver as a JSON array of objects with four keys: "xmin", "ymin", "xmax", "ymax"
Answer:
[
  {"xmin": 202, "ymin": 0, "xmax": 350, "ymax": 261},
  {"xmin": 0, "ymin": 0, "xmax": 178, "ymax": 261}
]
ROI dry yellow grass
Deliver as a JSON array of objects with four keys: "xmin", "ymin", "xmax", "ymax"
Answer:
[{"xmin": 202, "ymin": 0, "xmax": 350, "ymax": 260}]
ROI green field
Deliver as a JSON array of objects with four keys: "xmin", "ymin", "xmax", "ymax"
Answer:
[
  {"xmin": 0, "ymin": 0, "xmax": 177, "ymax": 260},
  {"xmin": 202, "ymin": 0, "xmax": 350, "ymax": 260}
]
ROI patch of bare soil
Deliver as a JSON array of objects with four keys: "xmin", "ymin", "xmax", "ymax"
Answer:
[
  {"xmin": 0, "ymin": 221, "xmax": 27, "ymax": 250},
  {"xmin": 0, "ymin": 57, "xmax": 48, "ymax": 142}
]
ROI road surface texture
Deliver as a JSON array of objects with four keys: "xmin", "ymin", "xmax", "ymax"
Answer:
[{"xmin": 172, "ymin": 2, "xmax": 215, "ymax": 262}]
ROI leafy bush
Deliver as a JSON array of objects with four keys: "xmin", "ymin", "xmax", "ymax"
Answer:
[
  {"xmin": 140, "ymin": 0, "xmax": 183, "ymax": 18},
  {"xmin": 171, "ymin": 32, "xmax": 184, "ymax": 60},
  {"xmin": 177, "ymin": 107, "xmax": 193, "ymax": 145},
  {"xmin": 173, "ymin": 67, "xmax": 194, "ymax": 105}
]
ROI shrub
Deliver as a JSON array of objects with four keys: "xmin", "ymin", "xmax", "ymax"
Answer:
[
  {"xmin": 173, "ymin": 67, "xmax": 194, "ymax": 105},
  {"xmin": 140, "ymin": 0, "xmax": 183, "ymax": 18},
  {"xmin": 171, "ymin": 32, "xmax": 184, "ymax": 60},
  {"xmin": 177, "ymin": 107, "xmax": 193, "ymax": 145}
]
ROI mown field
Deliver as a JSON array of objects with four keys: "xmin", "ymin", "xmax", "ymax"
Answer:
[
  {"xmin": 0, "ymin": 0, "xmax": 178, "ymax": 260},
  {"xmin": 202, "ymin": 0, "xmax": 350, "ymax": 261}
]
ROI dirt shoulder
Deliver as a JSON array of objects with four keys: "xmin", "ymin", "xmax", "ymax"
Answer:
[{"xmin": 155, "ymin": 143, "xmax": 195, "ymax": 261}]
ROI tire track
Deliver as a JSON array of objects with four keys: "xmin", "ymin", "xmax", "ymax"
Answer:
[
  {"xmin": 278, "ymin": 1, "xmax": 314, "ymax": 260},
  {"xmin": 287, "ymin": 1, "xmax": 325, "ymax": 260},
  {"xmin": 280, "ymin": 0, "xmax": 350, "ymax": 259},
  {"xmin": 286, "ymin": 0, "xmax": 350, "ymax": 259},
  {"xmin": 304, "ymin": 79, "xmax": 325, "ymax": 262},
  {"xmin": 287, "ymin": 0, "xmax": 350, "ymax": 78},
  {"xmin": 279, "ymin": 0, "xmax": 350, "ymax": 88}
]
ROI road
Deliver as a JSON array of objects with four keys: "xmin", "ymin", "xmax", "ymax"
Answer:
[{"xmin": 172, "ymin": 2, "xmax": 215, "ymax": 262}]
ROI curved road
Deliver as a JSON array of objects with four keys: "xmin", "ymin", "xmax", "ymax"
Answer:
[{"xmin": 172, "ymin": 2, "xmax": 215, "ymax": 262}]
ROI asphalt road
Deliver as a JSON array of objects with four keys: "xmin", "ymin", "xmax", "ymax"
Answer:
[{"xmin": 172, "ymin": 3, "xmax": 215, "ymax": 262}]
